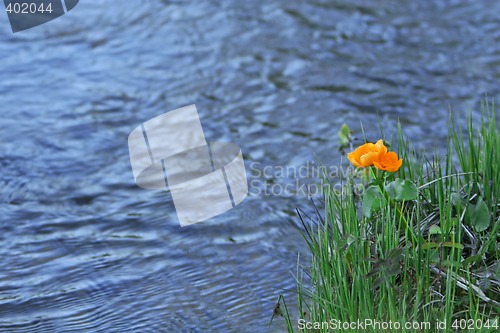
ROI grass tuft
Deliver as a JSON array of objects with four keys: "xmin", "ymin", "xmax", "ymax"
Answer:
[{"xmin": 281, "ymin": 101, "xmax": 499, "ymax": 333}]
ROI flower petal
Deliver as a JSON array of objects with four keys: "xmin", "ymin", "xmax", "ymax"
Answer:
[
  {"xmin": 347, "ymin": 152, "xmax": 363, "ymax": 167},
  {"xmin": 360, "ymin": 152, "xmax": 380, "ymax": 166},
  {"xmin": 374, "ymin": 140, "xmax": 388, "ymax": 154},
  {"xmin": 372, "ymin": 151, "xmax": 403, "ymax": 172}
]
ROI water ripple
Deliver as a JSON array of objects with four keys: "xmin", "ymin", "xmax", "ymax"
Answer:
[{"xmin": 0, "ymin": 0, "xmax": 498, "ymax": 332}]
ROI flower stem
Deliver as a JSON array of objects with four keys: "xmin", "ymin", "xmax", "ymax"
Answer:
[{"xmin": 369, "ymin": 168, "xmax": 421, "ymax": 246}]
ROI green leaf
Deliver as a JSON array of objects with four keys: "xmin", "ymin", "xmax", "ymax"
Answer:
[
  {"xmin": 340, "ymin": 123, "xmax": 351, "ymax": 139},
  {"xmin": 421, "ymin": 241, "xmax": 463, "ymax": 250},
  {"xmin": 467, "ymin": 197, "xmax": 490, "ymax": 232},
  {"xmin": 421, "ymin": 241, "xmax": 439, "ymax": 250},
  {"xmin": 338, "ymin": 123, "xmax": 351, "ymax": 146},
  {"xmin": 441, "ymin": 242, "xmax": 464, "ymax": 250},
  {"xmin": 441, "ymin": 260, "xmax": 463, "ymax": 268},
  {"xmin": 428, "ymin": 225, "xmax": 442, "ymax": 235},
  {"xmin": 385, "ymin": 178, "xmax": 418, "ymax": 201},
  {"xmin": 368, "ymin": 177, "xmax": 384, "ymax": 187},
  {"xmin": 362, "ymin": 187, "xmax": 386, "ymax": 218},
  {"xmin": 461, "ymin": 254, "xmax": 483, "ymax": 267},
  {"xmin": 366, "ymin": 248, "xmax": 402, "ymax": 291},
  {"xmin": 338, "ymin": 234, "xmax": 357, "ymax": 251}
]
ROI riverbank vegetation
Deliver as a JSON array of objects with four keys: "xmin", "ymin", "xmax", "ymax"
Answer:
[{"xmin": 278, "ymin": 101, "xmax": 499, "ymax": 332}]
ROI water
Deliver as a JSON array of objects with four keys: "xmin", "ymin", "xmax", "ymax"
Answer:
[{"xmin": 0, "ymin": 0, "xmax": 498, "ymax": 332}]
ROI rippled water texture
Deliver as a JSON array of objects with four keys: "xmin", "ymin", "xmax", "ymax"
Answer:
[{"xmin": 0, "ymin": 0, "xmax": 498, "ymax": 332}]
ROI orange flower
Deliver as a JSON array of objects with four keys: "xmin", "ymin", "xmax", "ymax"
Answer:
[
  {"xmin": 347, "ymin": 140, "xmax": 387, "ymax": 168},
  {"xmin": 373, "ymin": 151, "xmax": 403, "ymax": 172}
]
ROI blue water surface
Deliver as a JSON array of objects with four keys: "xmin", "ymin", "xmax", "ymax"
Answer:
[{"xmin": 0, "ymin": 1, "xmax": 498, "ymax": 332}]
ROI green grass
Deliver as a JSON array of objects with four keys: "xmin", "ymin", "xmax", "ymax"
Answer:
[{"xmin": 278, "ymin": 101, "xmax": 499, "ymax": 332}]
